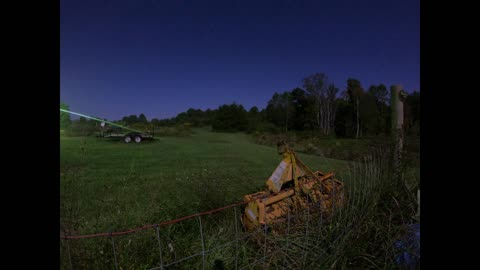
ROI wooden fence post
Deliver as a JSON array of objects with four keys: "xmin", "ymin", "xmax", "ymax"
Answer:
[{"xmin": 391, "ymin": 85, "xmax": 407, "ymax": 182}]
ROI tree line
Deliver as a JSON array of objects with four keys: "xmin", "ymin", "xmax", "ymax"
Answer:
[{"xmin": 60, "ymin": 72, "xmax": 420, "ymax": 138}]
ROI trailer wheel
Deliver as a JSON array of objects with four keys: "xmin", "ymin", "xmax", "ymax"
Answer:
[
  {"xmin": 134, "ymin": 136, "xmax": 142, "ymax": 143},
  {"xmin": 124, "ymin": 135, "xmax": 132, "ymax": 143}
]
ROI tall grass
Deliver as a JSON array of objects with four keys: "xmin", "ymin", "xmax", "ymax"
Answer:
[
  {"xmin": 259, "ymin": 146, "xmax": 419, "ymax": 269},
  {"xmin": 60, "ymin": 134, "xmax": 419, "ymax": 269}
]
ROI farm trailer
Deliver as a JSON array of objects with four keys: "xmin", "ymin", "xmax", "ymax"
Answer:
[{"xmin": 97, "ymin": 131, "xmax": 154, "ymax": 143}]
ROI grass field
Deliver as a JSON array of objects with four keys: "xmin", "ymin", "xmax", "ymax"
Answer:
[
  {"xmin": 61, "ymin": 128, "xmax": 349, "ymax": 236},
  {"xmin": 60, "ymin": 128, "xmax": 419, "ymax": 269}
]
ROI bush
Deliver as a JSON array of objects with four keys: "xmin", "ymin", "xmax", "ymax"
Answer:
[
  {"xmin": 64, "ymin": 123, "xmax": 98, "ymax": 137},
  {"xmin": 304, "ymin": 142, "xmax": 318, "ymax": 154},
  {"xmin": 153, "ymin": 124, "xmax": 192, "ymax": 137}
]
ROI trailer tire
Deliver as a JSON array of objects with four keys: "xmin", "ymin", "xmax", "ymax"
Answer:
[
  {"xmin": 134, "ymin": 135, "xmax": 142, "ymax": 143},
  {"xmin": 124, "ymin": 135, "xmax": 132, "ymax": 143}
]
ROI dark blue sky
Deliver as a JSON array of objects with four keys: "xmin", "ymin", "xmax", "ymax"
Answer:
[{"xmin": 61, "ymin": 0, "xmax": 419, "ymax": 121}]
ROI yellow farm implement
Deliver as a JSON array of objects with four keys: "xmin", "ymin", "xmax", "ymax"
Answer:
[{"xmin": 241, "ymin": 142, "xmax": 345, "ymax": 232}]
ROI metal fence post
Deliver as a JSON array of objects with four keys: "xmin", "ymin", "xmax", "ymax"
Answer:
[
  {"xmin": 110, "ymin": 235, "xmax": 119, "ymax": 270},
  {"xmin": 198, "ymin": 216, "xmax": 206, "ymax": 270},
  {"xmin": 65, "ymin": 239, "xmax": 74, "ymax": 270},
  {"xmin": 332, "ymin": 179, "xmax": 336, "ymax": 216},
  {"xmin": 154, "ymin": 225, "xmax": 164, "ymax": 269},
  {"xmin": 285, "ymin": 209, "xmax": 291, "ymax": 269},
  {"xmin": 318, "ymin": 198, "xmax": 323, "ymax": 242},
  {"xmin": 306, "ymin": 201, "xmax": 310, "ymax": 237},
  {"xmin": 234, "ymin": 207, "xmax": 239, "ymax": 270},
  {"xmin": 263, "ymin": 224, "xmax": 267, "ymax": 267},
  {"xmin": 303, "ymin": 205, "xmax": 310, "ymax": 266}
]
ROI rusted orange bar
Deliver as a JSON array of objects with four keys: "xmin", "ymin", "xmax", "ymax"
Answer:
[
  {"xmin": 264, "ymin": 189, "xmax": 295, "ymax": 206},
  {"xmin": 257, "ymin": 200, "xmax": 266, "ymax": 224}
]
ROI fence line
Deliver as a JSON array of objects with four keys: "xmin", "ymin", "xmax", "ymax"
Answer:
[
  {"xmin": 61, "ymin": 200, "xmax": 253, "ymax": 240},
  {"xmin": 61, "ymin": 180, "xmax": 346, "ymax": 269},
  {"xmin": 61, "ymin": 175, "xmax": 331, "ymax": 240},
  {"xmin": 61, "ymin": 198, "xmax": 342, "ymax": 270}
]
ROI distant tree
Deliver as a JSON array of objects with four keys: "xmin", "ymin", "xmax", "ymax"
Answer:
[
  {"xmin": 404, "ymin": 91, "xmax": 420, "ymax": 136},
  {"xmin": 303, "ymin": 73, "xmax": 327, "ymax": 133},
  {"xmin": 151, "ymin": 118, "xmax": 160, "ymax": 125},
  {"xmin": 368, "ymin": 84, "xmax": 389, "ymax": 135},
  {"xmin": 369, "ymin": 84, "xmax": 389, "ymax": 106},
  {"xmin": 138, "ymin": 114, "xmax": 148, "ymax": 123},
  {"xmin": 122, "ymin": 115, "xmax": 138, "ymax": 125},
  {"xmin": 266, "ymin": 91, "xmax": 294, "ymax": 132},
  {"xmin": 266, "ymin": 93, "xmax": 283, "ymax": 128},
  {"xmin": 359, "ymin": 92, "xmax": 379, "ymax": 136},
  {"xmin": 325, "ymin": 84, "xmax": 339, "ymax": 135},
  {"xmin": 346, "ymin": 78, "xmax": 364, "ymax": 138},
  {"xmin": 281, "ymin": 92, "xmax": 293, "ymax": 132},
  {"xmin": 60, "ymin": 103, "xmax": 71, "ymax": 129},
  {"xmin": 212, "ymin": 103, "xmax": 248, "ymax": 132},
  {"xmin": 67, "ymin": 115, "xmax": 99, "ymax": 136},
  {"xmin": 289, "ymin": 88, "xmax": 310, "ymax": 131},
  {"xmin": 175, "ymin": 112, "xmax": 188, "ymax": 124},
  {"xmin": 259, "ymin": 108, "xmax": 267, "ymax": 121},
  {"xmin": 246, "ymin": 106, "xmax": 261, "ymax": 133},
  {"xmin": 154, "ymin": 108, "xmax": 212, "ymax": 127},
  {"xmin": 204, "ymin": 109, "xmax": 216, "ymax": 126},
  {"xmin": 334, "ymin": 98, "xmax": 353, "ymax": 137},
  {"xmin": 302, "ymin": 73, "xmax": 337, "ymax": 135},
  {"xmin": 88, "ymin": 116, "xmax": 102, "ymax": 127},
  {"xmin": 303, "ymin": 95, "xmax": 318, "ymax": 132},
  {"xmin": 185, "ymin": 108, "xmax": 206, "ymax": 126},
  {"xmin": 156, "ymin": 118, "xmax": 175, "ymax": 127}
]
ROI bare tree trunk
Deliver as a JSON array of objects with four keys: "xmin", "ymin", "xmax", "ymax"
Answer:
[
  {"xmin": 319, "ymin": 102, "xmax": 323, "ymax": 135},
  {"xmin": 331, "ymin": 107, "xmax": 336, "ymax": 135},
  {"xmin": 324, "ymin": 103, "xmax": 328, "ymax": 135},
  {"xmin": 326, "ymin": 103, "xmax": 330, "ymax": 135},
  {"xmin": 317, "ymin": 96, "xmax": 322, "ymax": 133},
  {"xmin": 356, "ymin": 98, "xmax": 360, "ymax": 139},
  {"xmin": 285, "ymin": 99, "xmax": 288, "ymax": 133},
  {"xmin": 326, "ymin": 105, "xmax": 330, "ymax": 135},
  {"xmin": 316, "ymin": 101, "xmax": 320, "ymax": 132},
  {"xmin": 328, "ymin": 98, "xmax": 334, "ymax": 136},
  {"xmin": 380, "ymin": 105, "xmax": 384, "ymax": 136},
  {"xmin": 322, "ymin": 102, "xmax": 327, "ymax": 135}
]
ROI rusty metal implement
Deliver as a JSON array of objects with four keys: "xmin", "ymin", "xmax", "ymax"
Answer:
[{"xmin": 241, "ymin": 142, "xmax": 345, "ymax": 232}]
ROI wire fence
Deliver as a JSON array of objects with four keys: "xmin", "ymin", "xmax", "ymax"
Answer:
[
  {"xmin": 60, "ymin": 186, "xmax": 344, "ymax": 270},
  {"xmin": 60, "ymin": 147, "xmax": 415, "ymax": 269}
]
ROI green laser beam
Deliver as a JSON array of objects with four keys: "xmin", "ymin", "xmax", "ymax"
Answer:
[{"xmin": 60, "ymin": 108, "xmax": 143, "ymax": 133}]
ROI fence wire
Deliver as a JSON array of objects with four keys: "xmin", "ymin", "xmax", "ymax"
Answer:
[
  {"xmin": 61, "ymin": 197, "xmax": 346, "ymax": 270},
  {"xmin": 60, "ymin": 153, "xmax": 395, "ymax": 270}
]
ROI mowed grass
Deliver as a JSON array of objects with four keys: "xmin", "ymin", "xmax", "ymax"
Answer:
[{"xmin": 60, "ymin": 128, "xmax": 349, "ymax": 236}]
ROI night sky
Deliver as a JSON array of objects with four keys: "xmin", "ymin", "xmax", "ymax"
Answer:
[{"xmin": 61, "ymin": 0, "xmax": 419, "ymax": 121}]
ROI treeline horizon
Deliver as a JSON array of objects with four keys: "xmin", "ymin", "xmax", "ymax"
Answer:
[{"xmin": 61, "ymin": 72, "xmax": 420, "ymax": 138}]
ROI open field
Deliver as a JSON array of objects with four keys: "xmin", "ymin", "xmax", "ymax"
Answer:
[
  {"xmin": 60, "ymin": 128, "xmax": 419, "ymax": 269},
  {"xmin": 61, "ymin": 128, "xmax": 349, "ymax": 236}
]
